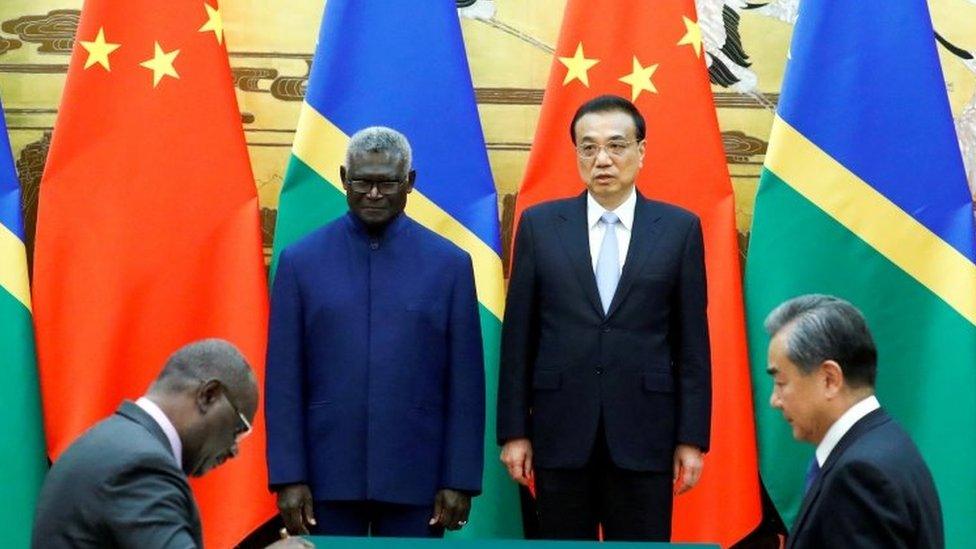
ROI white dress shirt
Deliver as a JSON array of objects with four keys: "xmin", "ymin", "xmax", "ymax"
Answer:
[
  {"xmin": 136, "ymin": 396, "xmax": 183, "ymax": 470},
  {"xmin": 815, "ymin": 394, "xmax": 881, "ymax": 466},
  {"xmin": 587, "ymin": 188, "xmax": 636, "ymax": 274}
]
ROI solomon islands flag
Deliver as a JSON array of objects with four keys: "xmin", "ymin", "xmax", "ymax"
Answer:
[
  {"xmin": 0, "ymin": 95, "xmax": 47, "ymax": 548},
  {"xmin": 744, "ymin": 1, "xmax": 976, "ymax": 546}
]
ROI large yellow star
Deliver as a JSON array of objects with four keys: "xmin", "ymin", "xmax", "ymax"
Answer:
[
  {"xmin": 558, "ymin": 42, "xmax": 599, "ymax": 87},
  {"xmin": 139, "ymin": 42, "xmax": 180, "ymax": 88},
  {"xmin": 677, "ymin": 16, "xmax": 703, "ymax": 58},
  {"xmin": 199, "ymin": 3, "xmax": 224, "ymax": 45},
  {"xmin": 79, "ymin": 27, "xmax": 120, "ymax": 71},
  {"xmin": 618, "ymin": 56, "xmax": 659, "ymax": 102}
]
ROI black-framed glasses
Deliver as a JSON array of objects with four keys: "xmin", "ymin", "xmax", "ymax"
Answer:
[
  {"xmin": 211, "ymin": 380, "xmax": 252, "ymax": 443},
  {"xmin": 224, "ymin": 393, "xmax": 252, "ymax": 443},
  {"xmin": 576, "ymin": 139, "xmax": 641, "ymax": 159},
  {"xmin": 347, "ymin": 179, "xmax": 405, "ymax": 195}
]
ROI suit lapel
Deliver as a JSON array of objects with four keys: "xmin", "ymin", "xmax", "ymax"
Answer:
[
  {"xmin": 789, "ymin": 470, "xmax": 824, "ymax": 546},
  {"xmin": 117, "ymin": 400, "xmax": 172, "ymax": 453},
  {"xmin": 554, "ymin": 193, "xmax": 603, "ymax": 317},
  {"xmin": 788, "ymin": 408, "xmax": 890, "ymax": 545},
  {"xmin": 606, "ymin": 195, "xmax": 662, "ymax": 318}
]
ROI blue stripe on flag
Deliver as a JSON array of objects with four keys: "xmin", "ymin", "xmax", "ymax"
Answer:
[
  {"xmin": 0, "ymin": 96, "xmax": 26, "ymax": 241},
  {"xmin": 777, "ymin": 0, "xmax": 975, "ymax": 262},
  {"xmin": 302, "ymin": 0, "xmax": 501, "ymax": 255}
]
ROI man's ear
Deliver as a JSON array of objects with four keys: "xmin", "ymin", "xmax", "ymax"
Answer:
[
  {"xmin": 405, "ymin": 170, "xmax": 417, "ymax": 193},
  {"xmin": 339, "ymin": 165, "xmax": 348, "ymax": 186},
  {"xmin": 821, "ymin": 360, "xmax": 845, "ymax": 398},
  {"xmin": 196, "ymin": 379, "xmax": 222, "ymax": 414}
]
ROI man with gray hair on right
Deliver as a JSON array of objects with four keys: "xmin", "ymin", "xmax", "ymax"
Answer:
[
  {"xmin": 266, "ymin": 126, "xmax": 486, "ymax": 538},
  {"xmin": 764, "ymin": 294, "xmax": 943, "ymax": 549}
]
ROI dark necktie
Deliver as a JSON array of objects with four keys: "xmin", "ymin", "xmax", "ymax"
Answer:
[{"xmin": 804, "ymin": 457, "xmax": 821, "ymax": 494}]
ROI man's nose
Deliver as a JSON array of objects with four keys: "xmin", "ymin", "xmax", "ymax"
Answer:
[
  {"xmin": 365, "ymin": 185, "xmax": 382, "ymax": 199},
  {"xmin": 769, "ymin": 391, "xmax": 781, "ymax": 409},
  {"xmin": 594, "ymin": 147, "xmax": 613, "ymax": 166}
]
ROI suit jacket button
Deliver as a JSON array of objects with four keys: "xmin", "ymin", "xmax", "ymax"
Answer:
[
  {"xmin": 602, "ymin": 326, "xmax": 611, "ymax": 333},
  {"xmin": 595, "ymin": 366, "xmax": 604, "ymax": 375}
]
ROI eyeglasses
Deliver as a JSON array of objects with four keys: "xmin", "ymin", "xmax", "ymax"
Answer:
[
  {"xmin": 216, "ymin": 382, "xmax": 252, "ymax": 443},
  {"xmin": 576, "ymin": 139, "xmax": 640, "ymax": 159},
  {"xmin": 346, "ymin": 179, "xmax": 405, "ymax": 195}
]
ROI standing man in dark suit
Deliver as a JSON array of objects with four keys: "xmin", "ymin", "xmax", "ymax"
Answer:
[
  {"xmin": 498, "ymin": 95, "xmax": 711, "ymax": 541},
  {"xmin": 31, "ymin": 339, "xmax": 309, "ymax": 549},
  {"xmin": 266, "ymin": 127, "xmax": 485, "ymax": 538},
  {"xmin": 764, "ymin": 294, "xmax": 944, "ymax": 549}
]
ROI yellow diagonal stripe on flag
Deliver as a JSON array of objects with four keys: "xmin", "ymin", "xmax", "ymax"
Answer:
[
  {"xmin": 0, "ymin": 222, "xmax": 31, "ymax": 310},
  {"xmin": 765, "ymin": 115, "xmax": 976, "ymax": 326},
  {"xmin": 291, "ymin": 101, "xmax": 505, "ymax": 320}
]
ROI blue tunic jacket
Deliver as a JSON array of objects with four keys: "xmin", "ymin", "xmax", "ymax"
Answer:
[{"xmin": 266, "ymin": 212, "xmax": 485, "ymax": 504}]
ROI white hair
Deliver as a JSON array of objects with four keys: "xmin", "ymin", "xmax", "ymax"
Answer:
[{"xmin": 345, "ymin": 126, "xmax": 413, "ymax": 175}]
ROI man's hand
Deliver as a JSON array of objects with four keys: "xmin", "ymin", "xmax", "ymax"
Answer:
[
  {"xmin": 428, "ymin": 489, "xmax": 471, "ymax": 531},
  {"xmin": 276, "ymin": 483, "xmax": 317, "ymax": 535},
  {"xmin": 500, "ymin": 438, "xmax": 533, "ymax": 486},
  {"xmin": 673, "ymin": 444, "xmax": 704, "ymax": 495}
]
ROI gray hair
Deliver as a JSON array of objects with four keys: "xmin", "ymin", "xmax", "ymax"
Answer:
[
  {"xmin": 345, "ymin": 126, "xmax": 413, "ymax": 176},
  {"xmin": 764, "ymin": 294, "xmax": 877, "ymax": 388},
  {"xmin": 152, "ymin": 338, "xmax": 255, "ymax": 395}
]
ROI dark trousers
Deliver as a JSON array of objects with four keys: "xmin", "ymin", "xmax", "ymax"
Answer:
[
  {"xmin": 310, "ymin": 500, "xmax": 444, "ymax": 538},
  {"xmin": 534, "ymin": 422, "xmax": 673, "ymax": 541}
]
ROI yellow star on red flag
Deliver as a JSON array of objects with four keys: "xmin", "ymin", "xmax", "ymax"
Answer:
[
  {"xmin": 619, "ymin": 56, "xmax": 659, "ymax": 101},
  {"xmin": 79, "ymin": 27, "xmax": 120, "ymax": 71},
  {"xmin": 558, "ymin": 42, "xmax": 600, "ymax": 87},
  {"xmin": 199, "ymin": 3, "xmax": 224, "ymax": 45},
  {"xmin": 677, "ymin": 16, "xmax": 703, "ymax": 57},
  {"xmin": 139, "ymin": 42, "xmax": 180, "ymax": 88}
]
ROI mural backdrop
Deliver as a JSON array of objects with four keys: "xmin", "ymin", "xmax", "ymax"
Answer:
[{"xmin": 0, "ymin": 0, "xmax": 974, "ymax": 266}]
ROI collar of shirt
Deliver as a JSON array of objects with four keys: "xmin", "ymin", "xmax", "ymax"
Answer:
[
  {"xmin": 136, "ymin": 396, "xmax": 184, "ymax": 470},
  {"xmin": 587, "ymin": 188, "xmax": 636, "ymax": 272},
  {"xmin": 586, "ymin": 187, "xmax": 636, "ymax": 231},
  {"xmin": 345, "ymin": 210, "xmax": 409, "ymax": 242},
  {"xmin": 815, "ymin": 394, "xmax": 880, "ymax": 466}
]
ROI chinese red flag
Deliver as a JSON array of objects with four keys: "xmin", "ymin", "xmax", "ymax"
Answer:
[
  {"xmin": 514, "ymin": 1, "xmax": 761, "ymax": 545},
  {"xmin": 33, "ymin": 1, "xmax": 273, "ymax": 545}
]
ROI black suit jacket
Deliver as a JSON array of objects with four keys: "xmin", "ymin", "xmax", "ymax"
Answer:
[
  {"xmin": 32, "ymin": 401, "xmax": 201, "ymax": 549},
  {"xmin": 498, "ymin": 192, "xmax": 711, "ymax": 471},
  {"xmin": 788, "ymin": 408, "xmax": 944, "ymax": 549}
]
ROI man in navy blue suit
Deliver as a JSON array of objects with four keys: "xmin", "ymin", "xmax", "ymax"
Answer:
[
  {"xmin": 498, "ymin": 95, "xmax": 711, "ymax": 541},
  {"xmin": 266, "ymin": 127, "xmax": 485, "ymax": 537},
  {"xmin": 765, "ymin": 294, "xmax": 943, "ymax": 549}
]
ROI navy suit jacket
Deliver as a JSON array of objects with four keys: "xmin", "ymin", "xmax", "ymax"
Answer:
[
  {"xmin": 32, "ymin": 402, "xmax": 201, "ymax": 549},
  {"xmin": 788, "ymin": 408, "xmax": 944, "ymax": 549},
  {"xmin": 498, "ymin": 192, "xmax": 711, "ymax": 471},
  {"xmin": 266, "ymin": 212, "xmax": 485, "ymax": 505}
]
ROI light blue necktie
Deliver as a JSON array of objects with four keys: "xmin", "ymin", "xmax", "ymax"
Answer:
[{"xmin": 595, "ymin": 211, "xmax": 620, "ymax": 314}]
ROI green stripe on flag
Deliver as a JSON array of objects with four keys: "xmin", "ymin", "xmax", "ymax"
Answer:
[
  {"xmin": 746, "ymin": 170, "xmax": 976, "ymax": 546},
  {"xmin": 0, "ymin": 288, "xmax": 47, "ymax": 548},
  {"xmin": 454, "ymin": 307, "xmax": 521, "ymax": 538},
  {"xmin": 270, "ymin": 154, "xmax": 348, "ymax": 279}
]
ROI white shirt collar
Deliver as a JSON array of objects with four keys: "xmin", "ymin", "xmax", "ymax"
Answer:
[
  {"xmin": 815, "ymin": 394, "xmax": 880, "ymax": 466},
  {"xmin": 136, "ymin": 396, "xmax": 184, "ymax": 470},
  {"xmin": 587, "ymin": 187, "xmax": 636, "ymax": 231}
]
